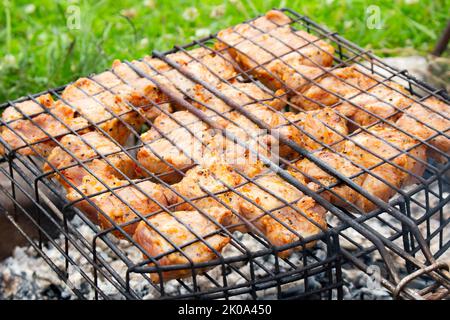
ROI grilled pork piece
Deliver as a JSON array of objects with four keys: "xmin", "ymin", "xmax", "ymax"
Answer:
[
  {"xmin": 1, "ymin": 100, "xmax": 89, "ymax": 157},
  {"xmin": 335, "ymin": 81, "xmax": 413, "ymax": 128},
  {"xmin": 59, "ymin": 90, "xmax": 145, "ymax": 145},
  {"xmin": 169, "ymin": 162, "xmax": 250, "ymax": 230},
  {"xmin": 235, "ymin": 173, "xmax": 327, "ymax": 257},
  {"xmin": 137, "ymin": 107, "xmax": 348, "ymax": 181},
  {"xmin": 2, "ymin": 94, "xmax": 54, "ymax": 122},
  {"xmin": 289, "ymin": 66, "xmax": 415, "ymax": 127},
  {"xmin": 129, "ymin": 162, "xmax": 327, "ymax": 281},
  {"xmin": 289, "ymin": 151, "xmax": 367, "ymax": 209},
  {"xmin": 66, "ymin": 167, "xmax": 171, "ymax": 238},
  {"xmin": 291, "ymin": 125, "xmax": 427, "ymax": 213},
  {"xmin": 136, "ymin": 81, "xmax": 282, "ymax": 181},
  {"xmin": 216, "ymin": 10, "xmax": 334, "ymax": 90},
  {"xmin": 43, "ymin": 131, "xmax": 138, "ymax": 191},
  {"xmin": 1, "ymin": 90, "xmax": 143, "ymax": 156},
  {"xmin": 133, "ymin": 207, "xmax": 231, "ymax": 282},
  {"xmin": 338, "ymin": 125, "xmax": 427, "ymax": 212},
  {"xmin": 396, "ymin": 96, "xmax": 450, "ymax": 161},
  {"xmin": 287, "ymin": 107, "xmax": 348, "ymax": 151},
  {"xmin": 136, "ymin": 110, "xmax": 212, "ymax": 182},
  {"xmin": 290, "ymin": 66, "xmax": 378, "ymax": 111},
  {"xmin": 168, "ymin": 162, "xmax": 327, "ymax": 256},
  {"xmin": 288, "ymin": 64, "xmax": 450, "ymax": 155},
  {"xmin": 136, "ymin": 108, "xmax": 278, "ymax": 182},
  {"xmin": 291, "ymin": 93, "xmax": 449, "ymax": 212},
  {"xmin": 62, "ymin": 47, "xmax": 236, "ymax": 111},
  {"xmin": 192, "ymin": 81, "xmax": 287, "ymax": 114}
]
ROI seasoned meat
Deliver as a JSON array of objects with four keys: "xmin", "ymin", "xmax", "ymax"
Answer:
[
  {"xmin": 396, "ymin": 96, "xmax": 450, "ymax": 161},
  {"xmin": 136, "ymin": 84, "xmax": 277, "ymax": 181},
  {"xmin": 169, "ymin": 162, "xmax": 262, "ymax": 233},
  {"xmin": 207, "ymin": 104, "xmax": 302, "ymax": 171},
  {"xmin": 43, "ymin": 131, "xmax": 138, "ymax": 191},
  {"xmin": 290, "ymin": 151, "xmax": 366, "ymax": 208},
  {"xmin": 62, "ymin": 75, "xmax": 168, "ymax": 123},
  {"xmin": 1, "ymin": 90, "xmax": 144, "ymax": 157},
  {"xmin": 287, "ymin": 107, "xmax": 348, "ymax": 151},
  {"xmin": 216, "ymin": 10, "xmax": 334, "ymax": 90},
  {"xmin": 136, "ymin": 107, "xmax": 284, "ymax": 181},
  {"xmin": 236, "ymin": 173, "xmax": 327, "ymax": 257},
  {"xmin": 1, "ymin": 101, "xmax": 89, "ymax": 157},
  {"xmin": 192, "ymin": 81, "xmax": 287, "ymax": 114},
  {"xmin": 136, "ymin": 111, "xmax": 212, "ymax": 182},
  {"xmin": 170, "ymin": 163, "xmax": 246, "ymax": 212},
  {"xmin": 2, "ymin": 94, "xmax": 54, "ymax": 122},
  {"xmin": 1, "ymin": 47, "xmax": 236, "ymax": 157},
  {"xmin": 194, "ymin": 82, "xmax": 348, "ymax": 155},
  {"xmin": 291, "ymin": 66, "xmax": 378, "ymax": 110},
  {"xmin": 58, "ymin": 91, "xmax": 146, "ymax": 144},
  {"xmin": 64, "ymin": 47, "xmax": 235, "ymax": 111},
  {"xmin": 169, "ymin": 163, "xmax": 327, "ymax": 255},
  {"xmin": 66, "ymin": 170, "xmax": 170, "ymax": 238},
  {"xmin": 288, "ymin": 66, "xmax": 428, "ymax": 131},
  {"xmin": 107, "ymin": 47, "xmax": 236, "ymax": 109},
  {"xmin": 335, "ymin": 81, "xmax": 413, "ymax": 128},
  {"xmin": 336, "ymin": 125, "xmax": 427, "ymax": 212},
  {"xmin": 265, "ymin": 56, "xmax": 328, "ymax": 93},
  {"xmin": 136, "ymin": 77, "xmax": 350, "ymax": 181},
  {"xmin": 133, "ymin": 207, "xmax": 231, "ymax": 283},
  {"xmin": 137, "ymin": 104, "xmax": 349, "ymax": 181}
]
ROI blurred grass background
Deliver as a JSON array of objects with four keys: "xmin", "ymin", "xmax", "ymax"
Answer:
[{"xmin": 0, "ymin": 0, "xmax": 449, "ymax": 102}]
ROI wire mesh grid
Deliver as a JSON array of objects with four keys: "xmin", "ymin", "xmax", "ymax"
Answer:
[{"xmin": 0, "ymin": 8, "xmax": 448, "ymax": 300}]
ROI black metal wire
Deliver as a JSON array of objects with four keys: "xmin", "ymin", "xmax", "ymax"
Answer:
[{"xmin": 0, "ymin": 8, "xmax": 448, "ymax": 300}]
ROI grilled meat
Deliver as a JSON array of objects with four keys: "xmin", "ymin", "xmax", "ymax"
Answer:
[
  {"xmin": 290, "ymin": 66, "xmax": 378, "ymax": 110},
  {"xmin": 287, "ymin": 107, "xmax": 348, "ymax": 150},
  {"xmin": 335, "ymin": 81, "xmax": 413, "ymax": 128},
  {"xmin": 289, "ymin": 66, "xmax": 416, "ymax": 128},
  {"xmin": 2, "ymin": 94, "xmax": 54, "ymax": 122},
  {"xmin": 1, "ymin": 100, "xmax": 89, "ymax": 157},
  {"xmin": 396, "ymin": 96, "xmax": 450, "ymax": 161},
  {"xmin": 3, "ymin": 9, "xmax": 449, "ymax": 286},
  {"xmin": 291, "ymin": 124, "xmax": 427, "ymax": 213},
  {"xmin": 64, "ymin": 47, "xmax": 236, "ymax": 109},
  {"xmin": 338, "ymin": 125, "xmax": 427, "ymax": 212},
  {"xmin": 216, "ymin": 10, "xmax": 334, "ymax": 90},
  {"xmin": 137, "ymin": 79, "xmax": 348, "ymax": 181},
  {"xmin": 133, "ymin": 207, "xmax": 231, "ymax": 282},
  {"xmin": 137, "ymin": 110, "xmax": 212, "ymax": 182},
  {"xmin": 66, "ymin": 168, "xmax": 170, "ymax": 238},
  {"xmin": 192, "ymin": 81, "xmax": 287, "ymax": 114},
  {"xmin": 1, "ymin": 91, "xmax": 142, "ymax": 157},
  {"xmin": 289, "ymin": 151, "xmax": 366, "ymax": 209},
  {"xmin": 168, "ymin": 162, "xmax": 255, "ymax": 234},
  {"xmin": 43, "ymin": 131, "xmax": 138, "ymax": 191},
  {"xmin": 168, "ymin": 163, "xmax": 327, "ymax": 255},
  {"xmin": 235, "ymin": 173, "xmax": 327, "ymax": 257}
]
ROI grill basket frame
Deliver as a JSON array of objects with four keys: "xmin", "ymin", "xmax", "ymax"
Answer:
[{"xmin": 0, "ymin": 8, "xmax": 448, "ymax": 300}]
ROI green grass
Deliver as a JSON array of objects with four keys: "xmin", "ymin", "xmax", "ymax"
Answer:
[{"xmin": 0, "ymin": 0, "xmax": 449, "ymax": 102}]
